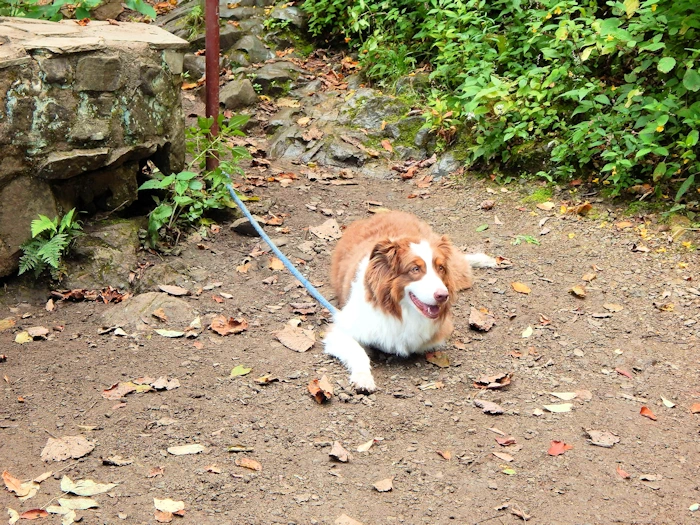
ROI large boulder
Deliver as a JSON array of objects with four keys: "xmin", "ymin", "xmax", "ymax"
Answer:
[{"xmin": 0, "ymin": 17, "xmax": 188, "ymax": 278}]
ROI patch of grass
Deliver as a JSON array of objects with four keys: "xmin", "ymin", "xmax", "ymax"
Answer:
[
  {"xmin": 522, "ymin": 187, "xmax": 553, "ymax": 204},
  {"xmin": 512, "ymin": 234, "xmax": 541, "ymax": 246}
]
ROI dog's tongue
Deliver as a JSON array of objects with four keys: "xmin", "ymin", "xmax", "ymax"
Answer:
[{"xmin": 426, "ymin": 304, "xmax": 439, "ymax": 317}]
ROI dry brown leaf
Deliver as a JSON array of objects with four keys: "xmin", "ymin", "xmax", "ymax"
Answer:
[
  {"xmin": 380, "ymin": 139, "xmax": 393, "ymax": 153},
  {"xmin": 235, "ymin": 457, "xmax": 262, "ymax": 471},
  {"xmin": 640, "ymin": 406, "xmax": 657, "ymax": 421},
  {"xmin": 474, "ymin": 399, "xmax": 505, "ymax": 415},
  {"xmin": 210, "ymin": 315, "xmax": 248, "ymax": 336},
  {"xmin": 582, "ymin": 273, "xmax": 596, "ymax": 282},
  {"xmin": 603, "ymin": 303, "xmax": 624, "ymax": 312},
  {"xmin": 154, "ymin": 510, "xmax": 173, "ymax": 523},
  {"xmin": 101, "ymin": 382, "xmax": 138, "ymax": 400},
  {"xmin": 308, "ymin": 375, "xmax": 333, "ymax": 403},
  {"xmin": 147, "ymin": 467, "xmax": 164, "ymax": 478},
  {"xmin": 152, "ymin": 308, "xmax": 168, "ymax": 322},
  {"xmin": 436, "ymin": 450, "xmax": 452, "ymax": 460},
  {"xmin": 0, "ymin": 317, "xmax": 16, "ymax": 332},
  {"xmin": 275, "ymin": 322, "xmax": 315, "ymax": 352},
  {"xmin": 469, "ymin": 307, "xmax": 495, "ymax": 332},
  {"xmin": 45, "ymin": 299, "xmax": 55, "ymax": 312},
  {"xmin": 536, "ymin": 202, "xmax": 555, "ymax": 211},
  {"xmin": 309, "ymin": 219, "xmax": 341, "ymax": 241},
  {"xmin": 236, "ymin": 262, "xmax": 251, "ymax": 274},
  {"xmin": 373, "ymin": 478, "xmax": 393, "ymax": 492},
  {"xmin": 511, "ymin": 282, "xmax": 531, "ymax": 294},
  {"xmin": 19, "ymin": 509, "xmax": 48, "ymax": 520},
  {"xmin": 41, "ymin": 436, "xmax": 94, "ymax": 462},
  {"xmin": 616, "ymin": 464, "xmax": 631, "ymax": 479},
  {"xmin": 568, "ymin": 202, "xmax": 592, "ymax": 215},
  {"xmin": 615, "ymin": 221, "xmax": 634, "ymax": 229},
  {"xmin": 691, "ymin": 403, "xmax": 700, "ymax": 414},
  {"xmin": 329, "ymin": 441, "xmax": 350, "ymax": 462},
  {"xmin": 493, "ymin": 451, "xmax": 514, "ymax": 462},
  {"xmin": 473, "ymin": 373, "xmax": 512, "ymax": 390},
  {"xmin": 548, "ymin": 440, "xmax": 573, "ymax": 456},
  {"xmin": 426, "ymin": 351, "xmax": 450, "ymax": 368},
  {"xmin": 570, "ymin": 285, "xmax": 586, "ymax": 298}
]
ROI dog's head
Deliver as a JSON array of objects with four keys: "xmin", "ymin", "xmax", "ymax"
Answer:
[{"xmin": 365, "ymin": 236, "xmax": 456, "ymax": 320}]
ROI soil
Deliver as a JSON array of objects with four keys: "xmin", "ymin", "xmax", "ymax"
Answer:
[{"xmin": 2, "ymin": 77, "xmax": 700, "ymax": 525}]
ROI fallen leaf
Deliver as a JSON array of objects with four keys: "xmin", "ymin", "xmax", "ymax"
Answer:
[
  {"xmin": 275, "ymin": 322, "xmax": 315, "ymax": 352},
  {"xmin": 167, "ymin": 444, "xmax": 206, "ymax": 455},
  {"xmin": 268, "ymin": 257, "xmax": 285, "ymax": 270},
  {"xmin": 584, "ymin": 429, "xmax": 620, "ymax": 448},
  {"xmin": 45, "ymin": 299, "xmax": 55, "ymax": 312},
  {"xmin": 502, "ymin": 468, "xmax": 516, "ymax": 475},
  {"xmin": 33, "ymin": 472, "xmax": 52, "ymax": 484},
  {"xmin": 154, "ymin": 498, "xmax": 185, "ymax": 513},
  {"xmin": 536, "ymin": 202, "xmax": 555, "ymax": 211},
  {"xmin": 495, "ymin": 436, "xmax": 516, "ymax": 446},
  {"xmin": 0, "ymin": 317, "xmax": 16, "ymax": 331},
  {"xmin": 603, "ymin": 303, "xmax": 624, "ymax": 312},
  {"xmin": 436, "ymin": 450, "xmax": 452, "ymax": 460},
  {"xmin": 56, "ymin": 497, "xmax": 99, "ymax": 510},
  {"xmin": 380, "ymin": 139, "xmax": 393, "ymax": 153},
  {"xmin": 227, "ymin": 444, "xmax": 254, "ymax": 453},
  {"xmin": 469, "ymin": 307, "xmax": 495, "ymax": 332},
  {"xmin": 154, "ymin": 510, "xmax": 173, "ymax": 523},
  {"xmin": 19, "ymin": 509, "xmax": 48, "ymax": 520},
  {"xmin": 543, "ymin": 403, "xmax": 573, "ymax": 413},
  {"xmin": 154, "ymin": 329, "xmax": 185, "ymax": 338},
  {"xmin": 356, "ymin": 439, "xmax": 375, "ymax": 453},
  {"xmin": 41, "ymin": 436, "xmax": 94, "ymax": 462},
  {"xmin": 254, "ymin": 374, "xmax": 279, "ymax": 385},
  {"xmin": 101, "ymin": 381, "xmax": 138, "ymax": 400},
  {"xmin": 660, "ymin": 396, "xmax": 675, "ymax": 408},
  {"xmin": 308, "ymin": 375, "xmax": 333, "ymax": 404},
  {"xmin": 568, "ymin": 202, "xmax": 592, "ymax": 215},
  {"xmin": 615, "ymin": 221, "xmax": 634, "ymax": 229},
  {"xmin": 210, "ymin": 315, "xmax": 248, "ymax": 336},
  {"xmin": 570, "ymin": 285, "xmax": 586, "ymax": 298},
  {"xmin": 158, "ymin": 285, "xmax": 190, "ymax": 296},
  {"xmin": 373, "ymin": 477, "xmax": 393, "ymax": 492},
  {"xmin": 550, "ymin": 392, "xmax": 577, "ymax": 401},
  {"xmin": 426, "ymin": 351, "xmax": 450, "ymax": 368},
  {"xmin": 493, "ymin": 451, "xmax": 514, "ymax": 462},
  {"xmin": 60, "ymin": 475, "xmax": 117, "ymax": 496},
  {"xmin": 640, "ymin": 406, "xmax": 657, "ymax": 421},
  {"xmin": 473, "ymin": 373, "xmax": 512, "ymax": 390},
  {"xmin": 690, "ymin": 403, "xmax": 700, "ymax": 414},
  {"xmin": 335, "ymin": 515, "xmax": 364, "ymax": 525},
  {"xmin": 511, "ymin": 282, "xmax": 531, "ymax": 294},
  {"xmin": 102, "ymin": 456, "xmax": 133, "ymax": 467},
  {"xmin": 329, "ymin": 441, "xmax": 350, "ymax": 462},
  {"xmin": 511, "ymin": 506, "xmax": 531, "ymax": 521},
  {"xmin": 521, "ymin": 325, "xmax": 533, "ymax": 338},
  {"xmin": 235, "ymin": 457, "xmax": 262, "ymax": 471},
  {"xmin": 147, "ymin": 467, "xmax": 164, "ymax": 478},
  {"xmin": 548, "ymin": 440, "xmax": 573, "ymax": 456},
  {"xmin": 14, "ymin": 332, "xmax": 32, "ymax": 344},
  {"xmin": 616, "ymin": 464, "xmax": 631, "ymax": 479},
  {"xmin": 309, "ymin": 219, "xmax": 342, "ymax": 241},
  {"xmin": 151, "ymin": 308, "xmax": 168, "ymax": 322},
  {"xmin": 474, "ymin": 399, "xmax": 504, "ymax": 415},
  {"xmin": 290, "ymin": 302, "xmax": 317, "ymax": 315},
  {"xmin": 582, "ymin": 273, "xmax": 596, "ymax": 282},
  {"xmin": 8, "ymin": 508, "xmax": 19, "ymax": 524},
  {"xmin": 615, "ymin": 368, "xmax": 633, "ymax": 379},
  {"xmin": 230, "ymin": 365, "xmax": 252, "ymax": 378}
]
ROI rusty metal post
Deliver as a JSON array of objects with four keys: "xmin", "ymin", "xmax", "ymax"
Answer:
[{"xmin": 205, "ymin": 0, "xmax": 220, "ymax": 171}]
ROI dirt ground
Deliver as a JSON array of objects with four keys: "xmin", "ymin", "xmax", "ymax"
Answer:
[{"xmin": 2, "ymin": 115, "xmax": 700, "ymax": 524}]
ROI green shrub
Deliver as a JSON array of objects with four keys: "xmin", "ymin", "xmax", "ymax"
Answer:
[
  {"xmin": 139, "ymin": 115, "xmax": 252, "ymax": 247},
  {"xmin": 303, "ymin": 0, "xmax": 700, "ymax": 201},
  {"xmin": 0, "ymin": 0, "xmax": 155, "ymax": 21},
  {"xmin": 19, "ymin": 208, "xmax": 83, "ymax": 281}
]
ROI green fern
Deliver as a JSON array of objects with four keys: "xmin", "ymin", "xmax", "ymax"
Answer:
[
  {"xmin": 19, "ymin": 209, "xmax": 82, "ymax": 280},
  {"xmin": 30, "ymin": 215, "xmax": 58, "ymax": 238}
]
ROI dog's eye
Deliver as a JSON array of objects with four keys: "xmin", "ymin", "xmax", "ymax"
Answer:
[
  {"xmin": 437, "ymin": 265, "xmax": 445, "ymax": 273},
  {"xmin": 410, "ymin": 266, "xmax": 420, "ymax": 273}
]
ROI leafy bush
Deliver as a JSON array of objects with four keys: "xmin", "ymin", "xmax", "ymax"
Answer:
[
  {"xmin": 19, "ymin": 208, "xmax": 83, "ymax": 281},
  {"xmin": 139, "ymin": 115, "xmax": 252, "ymax": 247},
  {"xmin": 303, "ymin": 0, "xmax": 700, "ymax": 201},
  {"xmin": 0, "ymin": 0, "xmax": 155, "ymax": 21}
]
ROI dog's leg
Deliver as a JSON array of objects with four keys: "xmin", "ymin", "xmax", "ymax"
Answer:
[
  {"xmin": 323, "ymin": 327, "xmax": 376, "ymax": 393},
  {"xmin": 464, "ymin": 252, "xmax": 498, "ymax": 268}
]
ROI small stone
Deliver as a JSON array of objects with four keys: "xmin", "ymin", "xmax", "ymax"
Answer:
[
  {"xmin": 230, "ymin": 217, "xmax": 263, "ymax": 237},
  {"xmin": 220, "ymin": 79, "xmax": 258, "ymax": 110}
]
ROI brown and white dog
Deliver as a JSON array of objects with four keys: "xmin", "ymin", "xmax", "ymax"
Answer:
[{"xmin": 324, "ymin": 211, "xmax": 496, "ymax": 392}]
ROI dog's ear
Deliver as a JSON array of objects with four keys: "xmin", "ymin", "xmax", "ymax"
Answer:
[
  {"xmin": 370, "ymin": 238, "xmax": 401, "ymax": 269},
  {"xmin": 366, "ymin": 239, "xmax": 404, "ymax": 319}
]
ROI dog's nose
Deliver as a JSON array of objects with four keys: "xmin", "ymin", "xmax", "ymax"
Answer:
[{"xmin": 434, "ymin": 290, "xmax": 449, "ymax": 304}]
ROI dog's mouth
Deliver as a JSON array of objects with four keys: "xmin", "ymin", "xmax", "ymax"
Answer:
[{"xmin": 409, "ymin": 292, "xmax": 440, "ymax": 319}]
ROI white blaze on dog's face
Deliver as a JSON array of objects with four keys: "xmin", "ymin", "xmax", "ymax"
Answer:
[{"xmin": 404, "ymin": 241, "xmax": 449, "ymax": 319}]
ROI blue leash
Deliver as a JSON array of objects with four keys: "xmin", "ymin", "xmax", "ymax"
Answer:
[{"xmin": 225, "ymin": 177, "xmax": 338, "ymax": 315}]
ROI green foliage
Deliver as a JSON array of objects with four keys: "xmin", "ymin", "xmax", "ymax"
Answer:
[
  {"xmin": 180, "ymin": 4, "xmax": 204, "ymax": 40},
  {"xmin": 0, "ymin": 0, "xmax": 154, "ymax": 20},
  {"xmin": 19, "ymin": 208, "xmax": 83, "ymax": 281},
  {"xmin": 139, "ymin": 115, "xmax": 252, "ymax": 247},
  {"xmin": 512, "ymin": 234, "xmax": 541, "ymax": 246},
  {"xmin": 303, "ymin": 0, "xmax": 700, "ymax": 200}
]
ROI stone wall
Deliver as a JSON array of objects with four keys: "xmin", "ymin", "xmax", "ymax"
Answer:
[{"xmin": 0, "ymin": 17, "xmax": 188, "ymax": 278}]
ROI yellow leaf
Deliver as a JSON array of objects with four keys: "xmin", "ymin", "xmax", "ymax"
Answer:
[
  {"xmin": 568, "ymin": 233, "xmax": 576, "ymax": 239},
  {"xmin": 511, "ymin": 282, "xmax": 531, "ymax": 294},
  {"xmin": 14, "ymin": 332, "xmax": 32, "ymax": 344},
  {"xmin": 623, "ymin": 0, "xmax": 639, "ymax": 17},
  {"xmin": 268, "ymin": 257, "xmax": 285, "ymax": 271},
  {"xmin": 570, "ymin": 285, "xmax": 586, "ymax": 298}
]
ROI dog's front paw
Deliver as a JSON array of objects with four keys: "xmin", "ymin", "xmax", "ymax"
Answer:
[{"xmin": 350, "ymin": 371, "xmax": 376, "ymax": 394}]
